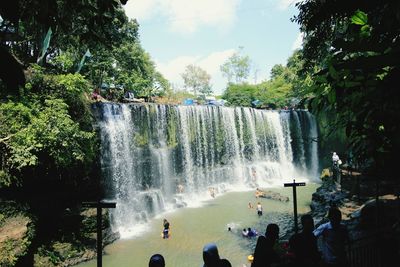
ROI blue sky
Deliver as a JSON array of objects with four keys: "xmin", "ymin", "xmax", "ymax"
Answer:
[{"xmin": 124, "ymin": 0, "xmax": 302, "ymax": 94}]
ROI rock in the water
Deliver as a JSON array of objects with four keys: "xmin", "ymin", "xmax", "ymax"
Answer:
[{"xmin": 257, "ymin": 190, "xmax": 289, "ymax": 202}]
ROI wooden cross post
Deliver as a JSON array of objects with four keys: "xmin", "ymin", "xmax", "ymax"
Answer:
[
  {"xmin": 284, "ymin": 179, "xmax": 306, "ymax": 234},
  {"xmin": 82, "ymin": 201, "xmax": 116, "ymax": 267}
]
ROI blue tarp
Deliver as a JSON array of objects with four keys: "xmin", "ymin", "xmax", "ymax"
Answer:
[{"xmin": 183, "ymin": 98, "xmax": 194, "ymax": 105}]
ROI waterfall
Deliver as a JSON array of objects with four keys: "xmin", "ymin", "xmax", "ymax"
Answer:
[{"xmin": 95, "ymin": 104, "xmax": 319, "ymax": 237}]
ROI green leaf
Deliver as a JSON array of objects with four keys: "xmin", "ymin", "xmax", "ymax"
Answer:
[
  {"xmin": 351, "ymin": 10, "xmax": 368, "ymax": 25},
  {"xmin": 327, "ymin": 89, "xmax": 336, "ymax": 104},
  {"xmin": 328, "ymin": 65, "xmax": 339, "ymax": 80},
  {"xmin": 360, "ymin": 25, "xmax": 371, "ymax": 38}
]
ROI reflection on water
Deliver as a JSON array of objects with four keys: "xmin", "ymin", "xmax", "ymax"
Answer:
[{"xmin": 78, "ymin": 184, "xmax": 318, "ymax": 267}]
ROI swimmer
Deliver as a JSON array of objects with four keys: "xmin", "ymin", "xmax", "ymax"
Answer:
[
  {"xmin": 242, "ymin": 228, "xmax": 249, "ymax": 237},
  {"xmin": 248, "ymin": 202, "xmax": 253, "ymax": 209},
  {"xmin": 177, "ymin": 184, "xmax": 184, "ymax": 193}
]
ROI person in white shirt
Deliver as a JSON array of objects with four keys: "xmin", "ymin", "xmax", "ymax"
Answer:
[
  {"xmin": 332, "ymin": 152, "xmax": 340, "ymax": 164},
  {"xmin": 256, "ymin": 202, "xmax": 263, "ymax": 216}
]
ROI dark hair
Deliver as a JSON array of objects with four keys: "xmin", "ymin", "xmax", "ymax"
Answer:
[
  {"xmin": 301, "ymin": 214, "xmax": 313, "ymax": 225},
  {"xmin": 220, "ymin": 258, "xmax": 232, "ymax": 267},
  {"xmin": 149, "ymin": 254, "xmax": 165, "ymax": 267},
  {"xmin": 265, "ymin": 223, "xmax": 279, "ymax": 239},
  {"xmin": 328, "ymin": 207, "xmax": 342, "ymax": 225}
]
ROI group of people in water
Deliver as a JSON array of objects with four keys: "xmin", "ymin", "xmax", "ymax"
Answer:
[
  {"xmin": 155, "ymin": 206, "xmax": 348, "ymax": 267},
  {"xmin": 242, "ymin": 227, "xmax": 258, "ymax": 238}
]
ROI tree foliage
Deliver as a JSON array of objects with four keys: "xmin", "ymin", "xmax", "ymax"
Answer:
[
  {"xmin": 294, "ymin": 0, "xmax": 400, "ymax": 175},
  {"xmin": 220, "ymin": 47, "xmax": 251, "ymax": 84},
  {"xmin": 0, "ymin": 69, "xmax": 96, "ymax": 188},
  {"xmin": 222, "ymin": 83, "xmax": 256, "ymax": 107},
  {"xmin": 181, "ymin": 64, "xmax": 212, "ymax": 97},
  {"xmin": 222, "ymin": 50, "xmax": 310, "ymax": 108},
  {"xmin": 1, "ymin": 0, "xmax": 169, "ymax": 99}
]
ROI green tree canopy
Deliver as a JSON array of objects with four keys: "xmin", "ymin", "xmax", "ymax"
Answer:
[
  {"xmin": 294, "ymin": 0, "xmax": 400, "ymax": 175},
  {"xmin": 222, "ymin": 83, "xmax": 256, "ymax": 107}
]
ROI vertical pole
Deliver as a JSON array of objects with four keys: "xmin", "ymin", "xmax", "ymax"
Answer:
[
  {"xmin": 293, "ymin": 179, "xmax": 298, "ymax": 234},
  {"xmin": 97, "ymin": 205, "xmax": 102, "ymax": 267},
  {"xmin": 375, "ymin": 178, "xmax": 379, "ymax": 228}
]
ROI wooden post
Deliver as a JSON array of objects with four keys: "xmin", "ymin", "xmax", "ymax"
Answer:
[
  {"xmin": 82, "ymin": 201, "xmax": 116, "ymax": 267},
  {"xmin": 284, "ymin": 179, "xmax": 306, "ymax": 233}
]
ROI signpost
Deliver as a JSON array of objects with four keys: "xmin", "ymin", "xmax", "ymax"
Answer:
[
  {"xmin": 284, "ymin": 179, "xmax": 306, "ymax": 233},
  {"xmin": 82, "ymin": 201, "xmax": 116, "ymax": 267}
]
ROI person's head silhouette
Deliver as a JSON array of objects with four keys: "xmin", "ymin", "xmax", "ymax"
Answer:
[
  {"xmin": 265, "ymin": 223, "xmax": 279, "ymax": 241},
  {"xmin": 328, "ymin": 207, "xmax": 342, "ymax": 228},
  {"xmin": 149, "ymin": 254, "xmax": 165, "ymax": 267},
  {"xmin": 203, "ymin": 243, "xmax": 220, "ymax": 266},
  {"xmin": 301, "ymin": 214, "xmax": 314, "ymax": 233}
]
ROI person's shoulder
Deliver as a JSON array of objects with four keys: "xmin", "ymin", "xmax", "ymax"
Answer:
[
  {"xmin": 317, "ymin": 221, "xmax": 331, "ymax": 229},
  {"xmin": 256, "ymin": 235, "xmax": 267, "ymax": 242}
]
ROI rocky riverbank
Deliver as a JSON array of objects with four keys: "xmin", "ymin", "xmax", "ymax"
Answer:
[
  {"xmin": 309, "ymin": 171, "xmax": 400, "ymax": 242},
  {"xmin": 0, "ymin": 201, "xmax": 118, "ymax": 267},
  {"xmin": 0, "ymin": 201, "xmax": 35, "ymax": 267}
]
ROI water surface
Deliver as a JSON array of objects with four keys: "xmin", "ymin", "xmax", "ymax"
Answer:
[{"xmin": 78, "ymin": 184, "xmax": 318, "ymax": 267}]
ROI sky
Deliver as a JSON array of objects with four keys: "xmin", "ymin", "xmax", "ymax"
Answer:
[{"xmin": 123, "ymin": 0, "xmax": 302, "ymax": 94}]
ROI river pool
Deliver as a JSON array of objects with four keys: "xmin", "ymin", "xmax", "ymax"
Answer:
[{"xmin": 78, "ymin": 183, "xmax": 318, "ymax": 267}]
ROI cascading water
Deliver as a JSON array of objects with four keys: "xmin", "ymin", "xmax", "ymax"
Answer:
[{"xmin": 95, "ymin": 103, "xmax": 319, "ymax": 237}]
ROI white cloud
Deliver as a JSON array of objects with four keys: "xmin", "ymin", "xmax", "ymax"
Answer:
[
  {"xmin": 124, "ymin": 0, "xmax": 240, "ymax": 34},
  {"xmin": 155, "ymin": 49, "xmax": 236, "ymax": 94},
  {"xmin": 277, "ymin": 0, "xmax": 301, "ymax": 10},
  {"xmin": 291, "ymin": 32, "xmax": 303, "ymax": 50},
  {"xmin": 124, "ymin": 0, "xmax": 159, "ymax": 21}
]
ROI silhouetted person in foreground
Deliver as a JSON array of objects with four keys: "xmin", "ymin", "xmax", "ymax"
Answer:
[
  {"xmin": 149, "ymin": 254, "xmax": 165, "ymax": 267},
  {"xmin": 313, "ymin": 207, "xmax": 348, "ymax": 267},
  {"xmin": 202, "ymin": 243, "xmax": 232, "ymax": 267},
  {"xmin": 289, "ymin": 214, "xmax": 320, "ymax": 267},
  {"xmin": 251, "ymin": 223, "xmax": 280, "ymax": 267}
]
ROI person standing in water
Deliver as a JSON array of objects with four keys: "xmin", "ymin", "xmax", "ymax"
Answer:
[
  {"xmin": 256, "ymin": 202, "xmax": 263, "ymax": 216},
  {"xmin": 163, "ymin": 219, "xmax": 170, "ymax": 239}
]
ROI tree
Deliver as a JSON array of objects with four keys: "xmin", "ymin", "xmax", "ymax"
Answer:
[
  {"xmin": 181, "ymin": 64, "xmax": 212, "ymax": 97},
  {"xmin": 255, "ymin": 77, "xmax": 292, "ymax": 109},
  {"xmin": 222, "ymin": 83, "xmax": 256, "ymax": 107},
  {"xmin": 270, "ymin": 64, "xmax": 286, "ymax": 79},
  {"xmin": 220, "ymin": 47, "xmax": 251, "ymax": 84},
  {"xmin": 294, "ymin": 0, "xmax": 400, "ymax": 176}
]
